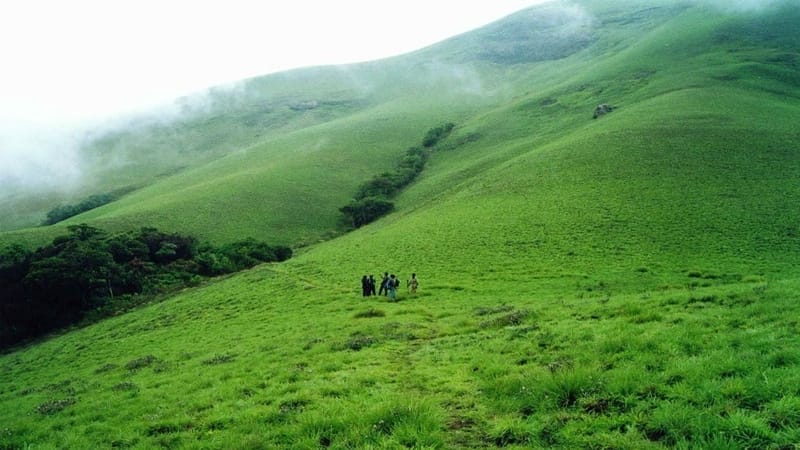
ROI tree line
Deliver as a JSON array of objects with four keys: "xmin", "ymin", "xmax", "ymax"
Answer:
[
  {"xmin": 42, "ymin": 187, "xmax": 136, "ymax": 225},
  {"xmin": 339, "ymin": 123, "xmax": 455, "ymax": 228},
  {"xmin": 0, "ymin": 224, "xmax": 291, "ymax": 349}
]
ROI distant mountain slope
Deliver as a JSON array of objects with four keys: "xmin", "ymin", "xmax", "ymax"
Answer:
[
  {"xmin": 292, "ymin": 0, "xmax": 800, "ymax": 288},
  {"xmin": 2, "ymin": 0, "xmax": 799, "ymax": 251},
  {"xmin": 0, "ymin": 0, "xmax": 609, "ymax": 241}
]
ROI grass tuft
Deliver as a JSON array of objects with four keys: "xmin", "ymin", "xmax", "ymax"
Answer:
[
  {"xmin": 125, "ymin": 355, "xmax": 157, "ymax": 371},
  {"xmin": 353, "ymin": 308, "xmax": 386, "ymax": 318},
  {"xmin": 111, "ymin": 382, "xmax": 138, "ymax": 392},
  {"xmin": 202, "ymin": 353, "xmax": 236, "ymax": 365},
  {"xmin": 336, "ymin": 333, "xmax": 378, "ymax": 351},
  {"xmin": 34, "ymin": 398, "xmax": 76, "ymax": 415},
  {"xmin": 94, "ymin": 363, "xmax": 118, "ymax": 374},
  {"xmin": 480, "ymin": 310, "xmax": 529, "ymax": 328}
]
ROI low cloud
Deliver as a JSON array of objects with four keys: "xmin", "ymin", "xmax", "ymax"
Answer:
[
  {"xmin": 701, "ymin": 0, "xmax": 789, "ymax": 12},
  {"xmin": 0, "ymin": 80, "xmax": 246, "ymax": 205},
  {"xmin": 0, "ymin": 120, "xmax": 85, "ymax": 199}
]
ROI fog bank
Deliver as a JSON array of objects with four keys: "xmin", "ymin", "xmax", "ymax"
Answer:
[
  {"xmin": 702, "ymin": 0, "xmax": 791, "ymax": 12},
  {"xmin": 0, "ymin": 120, "xmax": 84, "ymax": 197}
]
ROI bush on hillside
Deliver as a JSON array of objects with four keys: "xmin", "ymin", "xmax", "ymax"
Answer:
[
  {"xmin": 340, "ymin": 123, "xmax": 455, "ymax": 228},
  {"xmin": 197, "ymin": 238, "xmax": 292, "ymax": 276},
  {"xmin": 356, "ymin": 174, "xmax": 401, "ymax": 199},
  {"xmin": 0, "ymin": 225, "xmax": 292, "ymax": 349},
  {"xmin": 42, "ymin": 187, "xmax": 136, "ymax": 225},
  {"xmin": 422, "ymin": 123, "xmax": 455, "ymax": 147},
  {"xmin": 340, "ymin": 198, "xmax": 395, "ymax": 228}
]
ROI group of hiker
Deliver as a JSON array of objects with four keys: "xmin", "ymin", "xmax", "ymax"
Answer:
[{"xmin": 361, "ymin": 272, "xmax": 419, "ymax": 301}]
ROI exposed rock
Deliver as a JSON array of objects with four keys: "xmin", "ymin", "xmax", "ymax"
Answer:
[
  {"xmin": 540, "ymin": 98, "xmax": 558, "ymax": 106},
  {"xmin": 289, "ymin": 100, "xmax": 319, "ymax": 111},
  {"xmin": 593, "ymin": 103, "xmax": 615, "ymax": 119}
]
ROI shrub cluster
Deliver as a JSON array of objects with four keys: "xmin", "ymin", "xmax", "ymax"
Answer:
[
  {"xmin": 202, "ymin": 353, "xmax": 237, "ymax": 365},
  {"xmin": 340, "ymin": 123, "xmax": 454, "ymax": 228},
  {"xmin": 34, "ymin": 398, "xmax": 76, "ymax": 415},
  {"xmin": 0, "ymin": 224, "xmax": 292, "ymax": 349},
  {"xmin": 479, "ymin": 309, "xmax": 529, "ymax": 329},
  {"xmin": 125, "ymin": 355, "xmax": 158, "ymax": 371},
  {"xmin": 339, "ymin": 198, "xmax": 395, "ymax": 229},
  {"xmin": 421, "ymin": 123, "xmax": 456, "ymax": 148},
  {"xmin": 42, "ymin": 187, "xmax": 135, "ymax": 225}
]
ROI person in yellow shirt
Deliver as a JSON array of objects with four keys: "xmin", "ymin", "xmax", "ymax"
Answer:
[{"xmin": 408, "ymin": 273, "xmax": 419, "ymax": 294}]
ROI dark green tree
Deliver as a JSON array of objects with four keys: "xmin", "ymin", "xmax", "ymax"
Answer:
[
  {"xmin": 340, "ymin": 198, "xmax": 395, "ymax": 228},
  {"xmin": 1, "ymin": 224, "xmax": 292, "ymax": 349},
  {"xmin": 340, "ymin": 123, "xmax": 454, "ymax": 228}
]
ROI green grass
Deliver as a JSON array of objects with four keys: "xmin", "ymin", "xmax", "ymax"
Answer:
[
  {"xmin": 1, "ymin": 0, "xmax": 800, "ymax": 448},
  {"xmin": 1, "ymin": 264, "xmax": 798, "ymax": 448}
]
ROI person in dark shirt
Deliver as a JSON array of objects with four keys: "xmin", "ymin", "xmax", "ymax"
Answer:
[
  {"xmin": 361, "ymin": 275, "xmax": 370, "ymax": 297},
  {"xmin": 387, "ymin": 274, "xmax": 398, "ymax": 301},
  {"xmin": 368, "ymin": 275, "xmax": 377, "ymax": 296},
  {"xmin": 378, "ymin": 272, "xmax": 389, "ymax": 296}
]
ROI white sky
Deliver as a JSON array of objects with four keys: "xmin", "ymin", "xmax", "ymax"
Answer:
[{"xmin": 0, "ymin": 0, "xmax": 548, "ymax": 126}]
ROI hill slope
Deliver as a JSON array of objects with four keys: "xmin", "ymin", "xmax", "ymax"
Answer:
[
  {"xmin": 0, "ymin": 0, "xmax": 601, "ymax": 244},
  {"xmin": 2, "ymin": 0, "xmax": 800, "ymax": 448}
]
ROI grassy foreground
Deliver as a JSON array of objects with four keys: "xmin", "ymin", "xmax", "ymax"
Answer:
[{"xmin": 1, "ymin": 261, "xmax": 798, "ymax": 449}]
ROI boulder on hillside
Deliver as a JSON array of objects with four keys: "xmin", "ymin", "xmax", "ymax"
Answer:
[
  {"xmin": 289, "ymin": 100, "xmax": 319, "ymax": 111},
  {"xmin": 593, "ymin": 103, "xmax": 615, "ymax": 119}
]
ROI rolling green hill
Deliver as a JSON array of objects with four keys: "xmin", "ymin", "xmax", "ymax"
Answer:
[
  {"xmin": 0, "ymin": 0, "xmax": 603, "ymax": 243},
  {"xmin": 2, "ymin": 0, "xmax": 800, "ymax": 448}
]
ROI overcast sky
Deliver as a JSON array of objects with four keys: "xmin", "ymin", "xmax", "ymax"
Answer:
[{"xmin": 0, "ymin": 0, "xmax": 548, "ymax": 127}]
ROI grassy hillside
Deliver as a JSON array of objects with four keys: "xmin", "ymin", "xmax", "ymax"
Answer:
[
  {"xmin": 0, "ymin": 63, "xmax": 523, "ymax": 245},
  {"xmin": 1, "ymin": 261, "xmax": 796, "ymax": 448},
  {"xmin": 2, "ymin": 0, "xmax": 800, "ymax": 448},
  {"xmin": 0, "ymin": 0, "xmax": 602, "ymax": 243}
]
